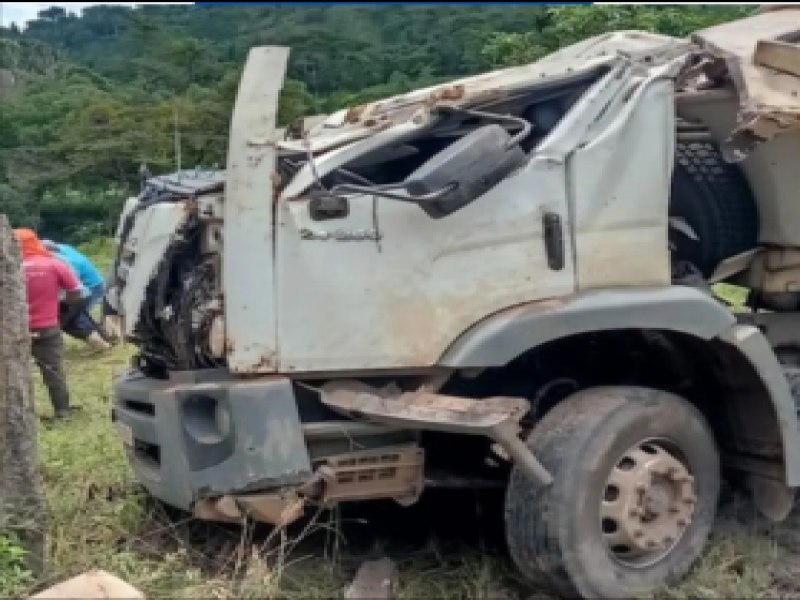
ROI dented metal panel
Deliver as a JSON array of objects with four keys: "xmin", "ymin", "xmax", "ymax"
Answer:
[
  {"xmin": 194, "ymin": 491, "xmax": 305, "ymax": 527},
  {"xmin": 691, "ymin": 10, "xmax": 800, "ymax": 160},
  {"xmin": 321, "ymin": 385, "xmax": 551, "ymax": 485},
  {"xmin": 272, "ymin": 44, "xmax": 707, "ymax": 373},
  {"xmin": 755, "ymin": 39, "xmax": 800, "ymax": 78},
  {"xmin": 280, "ymin": 120, "xmax": 430, "ymax": 200},
  {"xmin": 223, "ymin": 47, "xmax": 288, "ymax": 373},
  {"xmin": 570, "ymin": 61, "xmax": 682, "ymax": 289},
  {"xmin": 114, "ymin": 202, "xmax": 188, "ymax": 335},
  {"xmin": 276, "ymin": 32, "xmax": 687, "ymax": 193},
  {"xmin": 275, "ymin": 151, "xmax": 575, "ymax": 371}
]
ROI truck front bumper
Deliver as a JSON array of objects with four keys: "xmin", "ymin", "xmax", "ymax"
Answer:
[{"xmin": 112, "ymin": 369, "xmax": 313, "ymax": 512}]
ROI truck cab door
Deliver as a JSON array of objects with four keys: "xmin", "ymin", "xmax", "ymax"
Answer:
[{"xmin": 274, "ymin": 133, "xmax": 577, "ymax": 372}]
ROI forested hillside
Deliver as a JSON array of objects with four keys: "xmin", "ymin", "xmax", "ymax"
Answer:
[{"xmin": 0, "ymin": 4, "xmax": 751, "ymax": 241}]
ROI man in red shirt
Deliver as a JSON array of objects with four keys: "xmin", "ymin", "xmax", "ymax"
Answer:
[{"xmin": 14, "ymin": 228, "xmax": 82, "ymax": 419}]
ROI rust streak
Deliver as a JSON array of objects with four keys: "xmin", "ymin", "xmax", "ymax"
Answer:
[
  {"xmin": 346, "ymin": 104, "xmax": 367, "ymax": 123},
  {"xmin": 439, "ymin": 83, "xmax": 465, "ymax": 101},
  {"xmin": 253, "ymin": 351, "xmax": 277, "ymax": 371}
]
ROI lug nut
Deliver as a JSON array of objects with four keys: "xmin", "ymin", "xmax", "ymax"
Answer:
[
  {"xmin": 646, "ymin": 540, "xmax": 658, "ymax": 549},
  {"xmin": 677, "ymin": 519, "xmax": 687, "ymax": 527},
  {"xmin": 663, "ymin": 536, "xmax": 673, "ymax": 545},
  {"xmin": 629, "ymin": 508, "xmax": 640, "ymax": 518},
  {"xmin": 633, "ymin": 529, "xmax": 644, "ymax": 538}
]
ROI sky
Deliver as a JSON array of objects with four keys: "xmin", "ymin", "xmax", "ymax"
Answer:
[{"xmin": 1, "ymin": 2, "xmax": 146, "ymax": 28}]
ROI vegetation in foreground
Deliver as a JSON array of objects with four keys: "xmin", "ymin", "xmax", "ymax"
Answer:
[{"xmin": 1, "ymin": 242, "xmax": 795, "ymax": 598}]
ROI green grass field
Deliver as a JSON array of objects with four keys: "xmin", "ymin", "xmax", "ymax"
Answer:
[{"xmin": 13, "ymin": 242, "xmax": 800, "ymax": 598}]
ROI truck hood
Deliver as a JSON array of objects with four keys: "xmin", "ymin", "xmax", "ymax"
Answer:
[{"xmin": 276, "ymin": 30, "xmax": 689, "ymax": 198}]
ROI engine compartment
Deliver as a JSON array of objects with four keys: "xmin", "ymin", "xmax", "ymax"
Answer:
[{"xmin": 106, "ymin": 172, "xmax": 226, "ymax": 376}]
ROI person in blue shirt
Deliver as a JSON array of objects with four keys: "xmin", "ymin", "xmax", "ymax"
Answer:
[
  {"xmin": 43, "ymin": 240, "xmax": 112, "ymax": 351},
  {"xmin": 44, "ymin": 241, "xmax": 104, "ymax": 307}
]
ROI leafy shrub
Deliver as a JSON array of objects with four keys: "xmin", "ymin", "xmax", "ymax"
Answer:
[
  {"xmin": 0, "ymin": 533, "xmax": 34, "ymax": 596},
  {"xmin": 39, "ymin": 186, "xmax": 129, "ymax": 244}
]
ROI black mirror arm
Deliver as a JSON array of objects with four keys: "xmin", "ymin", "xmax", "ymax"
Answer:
[{"xmin": 437, "ymin": 106, "xmax": 533, "ymax": 148}]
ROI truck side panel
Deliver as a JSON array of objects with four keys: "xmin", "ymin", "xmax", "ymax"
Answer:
[
  {"xmin": 274, "ymin": 154, "xmax": 575, "ymax": 372},
  {"xmin": 569, "ymin": 69, "xmax": 675, "ymax": 289}
]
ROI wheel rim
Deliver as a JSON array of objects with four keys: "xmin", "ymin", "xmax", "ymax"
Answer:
[{"xmin": 599, "ymin": 438, "xmax": 696, "ymax": 568}]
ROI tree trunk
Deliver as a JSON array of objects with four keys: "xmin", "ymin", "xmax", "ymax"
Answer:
[{"xmin": 0, "ymin": 214, "xmax": 45, "ymax": 575}]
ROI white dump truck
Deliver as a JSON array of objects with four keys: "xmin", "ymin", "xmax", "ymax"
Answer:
[{"xmin": 107, "ymin": 9, "xmax": 800, "ymax": 598}]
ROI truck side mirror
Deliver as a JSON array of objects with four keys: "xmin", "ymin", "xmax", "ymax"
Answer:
[{"xmin": 405, "ymin": 124, "xmax": 526, "ymax": 219}]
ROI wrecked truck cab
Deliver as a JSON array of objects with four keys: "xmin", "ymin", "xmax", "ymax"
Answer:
[
  {"xmin": 108, "ymin": 31, "xmax": 695, "ymax": 374},
  {"xmin": 109, "ymin": 11, "xmax": 800, "ymax": 600}
]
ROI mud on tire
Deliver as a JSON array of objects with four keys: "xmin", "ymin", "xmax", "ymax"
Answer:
[{"xmin": 505, "ymin": 386, "xmax": 720, "ymax": 599}]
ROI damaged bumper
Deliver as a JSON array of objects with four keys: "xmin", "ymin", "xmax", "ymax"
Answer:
[
  {"xmin": 112, "ymin": 370, "xmax": 313, "ymax": 515},
  {"xmin": 113, "ymin": 369, "xmax": 553, "ymax": 525}
]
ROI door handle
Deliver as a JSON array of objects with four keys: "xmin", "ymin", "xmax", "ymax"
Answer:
[{"xmin": 543, "ymin": 212, "xmax": 565, "ymax": 271}]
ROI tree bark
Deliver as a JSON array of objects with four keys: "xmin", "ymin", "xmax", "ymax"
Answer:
[{"xmin": 0, "ymin": 214, "xmax": 45, "ymax": 575}]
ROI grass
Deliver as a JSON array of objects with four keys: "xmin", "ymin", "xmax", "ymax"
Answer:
[
  {"xmin": 28, "ymin": 339, "xmax": 524, "ymax": 599},
  {"xmin": 26, "ymin": 337, "xmax": 800, "ymax": 599},
  {"xmin": 76, "ymin": 237, "xmax": 116, "ymax": 274},
  {"xmin": 15, "ymin": 241, "xmax": 799, "ymax": 598},
  {"xmin": 713, "ymin": 282, "xmax": 750, "ymax": 311}
]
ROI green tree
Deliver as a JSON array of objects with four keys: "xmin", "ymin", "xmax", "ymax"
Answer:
[
  {"xmin": 482, "ymin": 33, "xmax": 547, "ymax": 69},
  {"xmin": 278, "ymin": 79, "xmax": 317, "ymax": 126}
]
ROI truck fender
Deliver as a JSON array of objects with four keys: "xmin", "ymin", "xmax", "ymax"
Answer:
[
  {"xmin": 439, "ymin": 287, "xmax": 800, "ymax": 495},
  {"xmin": 716, "ymin": 325, "xmax": 800, "ymax": 490},
  {"xmin": 438, "ymin": 286, "xmax": 736, "ymax": 368}
]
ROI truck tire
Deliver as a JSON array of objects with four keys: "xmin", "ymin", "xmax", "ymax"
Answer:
[
  {"xmin": 669, "ymin": 141, "xmax": 758, "ymax": 277},
  {"xmin": 505, "ymin": 386, "xmax": 720, "ymax": 599}
]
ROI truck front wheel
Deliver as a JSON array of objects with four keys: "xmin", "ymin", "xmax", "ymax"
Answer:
[{"xmin": 505, "ymin": 386, "xmax": 720, "ymax": 599}]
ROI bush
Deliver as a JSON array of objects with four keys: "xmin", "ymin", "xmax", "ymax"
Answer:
[
  {"xmin": 0, "ymin": 533, "xmax": 34, "ymax": 596},
  {"xmin": 38, "ymin": 186, "xmax": 130, "ymax": 244},
  {"xmin": 77, "ymin": 237, "xmax": 116, "ymax": 273}
]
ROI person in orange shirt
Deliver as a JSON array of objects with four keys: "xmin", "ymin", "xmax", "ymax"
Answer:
[{"xmin": 13, "ymin": 229, "xmax": 82, "ymax": 419}]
